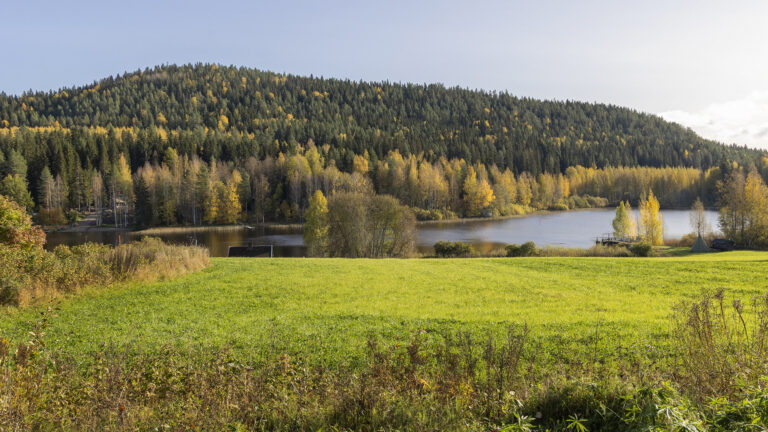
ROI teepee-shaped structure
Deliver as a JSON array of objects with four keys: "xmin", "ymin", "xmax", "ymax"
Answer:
[{"xmin": 691, "ymin": 234, "xmax": 711, "ymax": 253}]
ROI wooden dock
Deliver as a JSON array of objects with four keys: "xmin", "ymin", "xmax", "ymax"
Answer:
[{"xmin": 595, "ymin": 236, "xmax": 638, "ymax": 246}]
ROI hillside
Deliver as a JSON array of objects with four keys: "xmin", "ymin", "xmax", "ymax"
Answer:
[
  {"xmin": 1, "ymin": 64, "xmax": 763, "ymax": 173},
  {"xmin": 1, "ymin": 64, "xmax": 766, "ymax": 227}
]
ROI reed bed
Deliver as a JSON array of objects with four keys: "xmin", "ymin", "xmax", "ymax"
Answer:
[
  {"xmin": 132, "ymin": 225, "xmax": 248, "ymax": 235},
  {"xmin": 0, "ymin": 237, "xmax": 209, "ymax": 306}
]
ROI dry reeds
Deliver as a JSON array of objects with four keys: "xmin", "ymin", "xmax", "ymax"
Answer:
[
  {"xmin": 673, "ymin": 288, "xmax": 768, "ymax": 399},
  {"xmin": 132, "ymin": 225, "xmax": 247, "ymax": 235},
  {"xmin": 0, "ymin": 237, "xmax": 209, "ymax": 307}
]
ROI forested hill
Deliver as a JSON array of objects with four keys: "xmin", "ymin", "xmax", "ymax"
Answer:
[{"xmin": 0, "ymin": 63, "xmax": 762, "ymax": 174}]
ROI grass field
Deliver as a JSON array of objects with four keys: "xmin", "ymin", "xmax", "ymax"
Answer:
[
  {"xmin": 3, "ymin": 251, "xmax": 767, "ymax": 367},
  {"xmin": 4, "ymin": 251, "xmax": 768, "ymax": 430}
]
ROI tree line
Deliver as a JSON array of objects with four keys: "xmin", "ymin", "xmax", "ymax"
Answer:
[{"xmin": 0, "ymin": 136, "xmax": 751, "ymax": 228}]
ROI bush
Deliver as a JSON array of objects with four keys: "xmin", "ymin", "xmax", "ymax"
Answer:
[
  {"xmin": 548, "ymin": 200, "xmax": 570, "ymax": 211},
  {"xmin": 413, "ymin": 208, "xmax": 457, "ymax": 221},
  {"xmin": 0, "ymin": 195, "xmax": 45, "ymax": 248},
  {"xmin": 506, "ymin": 241, "xmax": 538, "ymax": 257},
  {"xmin": 585, "ymin": 195, "xmax": 609, "ymax": 208},
  {"xmin": 37, "ymin": 207, "xmax": 67, "ymax": 226},
  {"xmin": 65, "ymin": 209, "xmax": 82, "ymax": 224},
  {"xmin": 629, "ymin": 242, "xmax": 653, "ymax": 257},
  {"xmin": 433, "ymin": 241, "xmax": 473, "ymax": 257},
  {"xmin": 567, "ymin": 195, "xmax": 588, "ymax": 209}
]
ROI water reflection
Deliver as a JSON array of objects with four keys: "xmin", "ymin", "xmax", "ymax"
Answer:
[{"xmin": 45, "ymin": 209, "xmax": 720, "ymax": 257}]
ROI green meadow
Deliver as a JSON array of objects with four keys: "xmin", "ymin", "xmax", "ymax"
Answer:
[{"xmin": 3, "ymin": 251, "xmax": 767, "ymax": 367}]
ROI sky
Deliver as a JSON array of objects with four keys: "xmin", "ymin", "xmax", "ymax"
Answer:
[{"xmin": 2, "ymin": 0, "xmax": 768, "ymax": 149}]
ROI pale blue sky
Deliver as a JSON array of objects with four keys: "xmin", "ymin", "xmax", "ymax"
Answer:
[{"xmin": 2, "ymin": 0, "xmax": 768, "ymax": 147}]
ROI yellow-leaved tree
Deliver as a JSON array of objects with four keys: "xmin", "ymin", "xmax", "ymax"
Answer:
[
  {"xmin": 612, "ymin": 201, "xmax": 637, "ymax": 238},
  {"xmin": 463, "ymin": 166, "xmax": 495, "ymax": 217},
  {"xmin": 204, "ymin": 180, "xmax": 222, "ymax": 224},
  {"xmin": 639, "ymin": 190, "xmax": 663, "ymax": 245},
  {"xmin": 220, "ymin": 170, "xmax": 242, "ymax": 224},
  {"xmin": 303, "ymin": 190, "xmax": 329, "ymax": 257}
]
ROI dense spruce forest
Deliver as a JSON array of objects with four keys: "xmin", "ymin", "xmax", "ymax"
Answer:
[{"xmin": 0, "ymin": 63, "xmax": 766, "ymax": 227}]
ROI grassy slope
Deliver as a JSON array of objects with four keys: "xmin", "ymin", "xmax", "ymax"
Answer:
[{"xmin": 2, "ymin": 252, "xmax": 768, "ymax": 367}]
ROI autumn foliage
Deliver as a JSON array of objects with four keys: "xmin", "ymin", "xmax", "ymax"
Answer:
[{"xmin": 0, "ymin": 194, "xmax": 44, "ymax": 248}]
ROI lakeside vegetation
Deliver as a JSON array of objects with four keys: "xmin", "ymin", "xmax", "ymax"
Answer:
[
  {"xmin": 3, "ymin": 254, "xmax": 768, "ymax": 430},
  {"xmin": 0, "ymin": 194, "xmax": 208, "ymax": 306}
]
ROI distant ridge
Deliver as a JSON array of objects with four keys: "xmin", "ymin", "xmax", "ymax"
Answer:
[{"xmin": 0, "ymin": 63, "xmax": 764, "ymax": 174}]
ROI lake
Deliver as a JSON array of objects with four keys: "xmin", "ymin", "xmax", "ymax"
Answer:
[{"xmin": 45, "ymin": 208, "xmax": 720, "ymax": 257}]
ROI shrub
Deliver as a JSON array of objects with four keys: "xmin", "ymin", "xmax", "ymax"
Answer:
[
  {"xmin": 65, "ymin": 209, "xmax": 82, "ymax": 224},
  {"xmin": 584, "ymin": 195, "xmax": 609, "ymax": 208},
  {"xmin": 567, "ymin": 195, "xmax": 588, "ymax": 209},
  {"xmin": 0, "ymin": 195, "xmax": 45, "ymax": 248},
  {"xmin": 37, "ymin": 207, "xmax": 67, "ymax": 226},
  {"xmin": 433, "ymin": 241, "xmax": 473, "ymax": 257},
  {"xmin": 629, "ymin": 242, "xmax": 653, "ymax": 257},
  {"xmin": 506, "ymin": 241, "xmax": 538, "ymax": 257},
  {"xmin": 549, "ymin": 200, "xmax": 570, "ymax": 211},
  {"xmin": 413, "ymin": 208, "xmax": 457, "ymax": 221}
]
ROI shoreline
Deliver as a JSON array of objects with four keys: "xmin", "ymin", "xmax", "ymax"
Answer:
[
  {"xmin": 50, "ymin": 205, "xmax": 715, "ymax": 234},
  {"xmin": 415, "ymin": 207, "xmax": 605, "ymax": 226},
  {"xmin": 132, "ymin": 222, "xmax": 303, "ymax": 235}
]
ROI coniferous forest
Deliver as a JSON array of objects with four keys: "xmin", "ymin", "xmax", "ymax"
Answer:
[{"xmin": 0, "ymin": 63, "xmax": 766, "ymax": 227}]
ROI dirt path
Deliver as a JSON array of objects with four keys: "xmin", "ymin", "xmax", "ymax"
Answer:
[{"xmin": 59, "ymin": 213, "xmax": 126, "ymax": 233}]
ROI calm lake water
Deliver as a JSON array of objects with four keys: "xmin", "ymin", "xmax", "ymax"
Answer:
[{"xmin": 45, "ymin": 209, "xmax": 720, "ymax": 257}]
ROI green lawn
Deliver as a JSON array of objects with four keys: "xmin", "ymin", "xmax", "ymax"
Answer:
[{"xmin": 2, "ymin": 252, "xmax": 768, "ymax": 367}]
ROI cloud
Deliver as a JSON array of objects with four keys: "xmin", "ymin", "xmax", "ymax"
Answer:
[{"xmin": 659, "ymin": 91, "xmax": 768, "ymax": 150}]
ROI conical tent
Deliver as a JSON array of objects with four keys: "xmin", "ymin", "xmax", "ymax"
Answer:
[{"xmin": 691, "ymin": 234, "xmax": 710, "ymax": 253}]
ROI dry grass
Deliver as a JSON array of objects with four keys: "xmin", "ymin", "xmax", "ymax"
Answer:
[
  {"xmin": 673, "ymin": 288, "xmax": 768, "ymax": 399},
  {"xmin": 664, "ymin": 232, "xmax": 717, "ymax": 247},
  {"xmin": 1, "ymin": 237, "xmax": 209, "ymax": 307},
  {"xmin": 110, "ymin": 237, "xmax": 209, "ymax": 281},
  {"xmin": 133, "ymin": 225, "xmax": 247, "ymax": 235}
]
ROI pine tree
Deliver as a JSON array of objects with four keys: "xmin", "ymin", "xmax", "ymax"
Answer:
[
  {"xmin": 133, "ymin": 175, "xmax": 152, "ymax": 228},
  {"xmin": 38, "ymin": 167, "xmax": 55, "ymax": 209},
  {"xmin": 0, "ymin": 174, "xmax": 34, "ymax": 210},
  {"xmin": 4, "ymin": 150, "xmax": 28, "ymax": 180}
]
